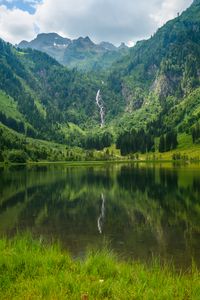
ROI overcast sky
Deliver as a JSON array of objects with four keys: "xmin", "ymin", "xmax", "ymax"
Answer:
[{"xmin": 0, "ymin": 0, "xmax": 193, "ymax": 46}]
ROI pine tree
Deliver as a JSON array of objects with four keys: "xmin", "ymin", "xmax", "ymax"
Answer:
[
  {"xmin": 171, "ymin": 131, "xmax": 178, "ymax": 149},
  {"xmin": 165, "ymin": 132, "xmax": 171, "ymax": 151},
  {"xmin": 159, "ymin": 135, "xmax": 165, "ymax": 153}
]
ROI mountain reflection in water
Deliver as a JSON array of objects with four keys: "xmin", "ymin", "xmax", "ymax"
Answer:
[{"xmin": 0, "ymin": 163, "xmax": 200, "ymax": 270}]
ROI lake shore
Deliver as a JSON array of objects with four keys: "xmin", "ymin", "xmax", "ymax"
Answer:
[
  {"xmin": 0, "ymin": 234, "xmax": 199, "ymax": 299},
  {"xmin": 1, "ymin": 158, "xmax": 200, "ymax": 168}
]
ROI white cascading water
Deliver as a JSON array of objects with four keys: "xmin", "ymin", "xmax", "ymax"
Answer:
[
  {"xmin": 96, "ymin": 89, "xmax": 105, "ymax": 128},
  {"xmin": 97, "ymin": 193, "xmax": 105, "ymax": 234}
]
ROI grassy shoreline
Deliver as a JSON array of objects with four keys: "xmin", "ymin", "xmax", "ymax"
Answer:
[
  {"xmin": 0, "ymin": 235, "xmax": 199, "ymax": 299},
  {"xmin": 0, "ymin": 159, "xmax": 170, "ymax": 168},
  {"xmin": 0, "ymin": 158, "xmax": 200, "ymax": 168}
]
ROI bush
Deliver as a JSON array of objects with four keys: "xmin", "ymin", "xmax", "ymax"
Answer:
[
  {"xmin": 172, "ymin": 152, "xmax": 189, "ymax": 161},
  {"xmin": 7, "ymin": 150, "xmax": 28, "ymax": 163}
]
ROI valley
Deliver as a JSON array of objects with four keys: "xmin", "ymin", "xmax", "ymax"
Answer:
[
  {"xmin": 1, "ymin": 0, "xmax": 200, "ymax": 163},
  {"xmin": 1, "ymin": 2, "xmax": 200, "ymax": 299}
]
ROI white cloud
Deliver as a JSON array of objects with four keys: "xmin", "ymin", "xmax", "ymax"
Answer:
[
  {"xmin": 150, "ymin": 0, "xmax": 192, "ymax": 26},
  {"xmin": 0, "ymin": 5, "xmax": 36, "ymax": 44},
  {"xmin": 35, "ymin": 0, "xmax": 159, "ymax": 44},
  {"xmin": 0, "ymin": 0, "xmax": 194, "ymax": 45}
]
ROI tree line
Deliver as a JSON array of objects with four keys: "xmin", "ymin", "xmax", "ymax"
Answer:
[
  {"xmin": 159, "ymin": 131, "xmax": 178, "ymax": 152},
  {"xmin": 192, "ymin": 123, "xmax": 200, "ymax": 143},
  {"xmin": 84, "ymin": 131, "xmax": 113, "ymax": 150},
  {"xmin": 116, "ymin": 129, "xmax": 155, "ymax": 156},
  {"xmin": 116, "ymin": 128, "xmax": 178, "ymax": 156}
]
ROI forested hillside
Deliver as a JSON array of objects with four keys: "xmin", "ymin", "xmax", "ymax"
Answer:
[
  {"xmin": 1, "ymin": 0, "xmax": 200, "ymax": 162},
  {"xmin": 0, "ymin": 39, "xmax": 123, "ymax": 137},
  {"xmin": 107, "ymin": 0, "xmax": 200, "ymax": 155}
]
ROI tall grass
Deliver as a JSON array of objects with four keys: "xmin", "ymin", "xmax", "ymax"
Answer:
[{"xmin": 0, "ymin": 234, "xmax": 199, "ymax": 299}]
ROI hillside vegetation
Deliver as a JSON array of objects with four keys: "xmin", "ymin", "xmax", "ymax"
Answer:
[
  {"xmin": 1, "ymin": 0, "xmax": 200, "ymax": 161},
  {"xmin": 0, "ymin": 235, "xmax": 199, "ymax": 300}
]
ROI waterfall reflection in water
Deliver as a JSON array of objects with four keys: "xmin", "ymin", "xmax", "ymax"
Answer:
[{"xmin": 97, "ymin": 193, "xmax": 105, "ymax": 234}]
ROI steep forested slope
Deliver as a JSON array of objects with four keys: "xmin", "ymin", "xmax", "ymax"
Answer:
[
  {"xmin": 108, "ymin": 0, "xmax": 200, "ymax": 134},
  {"xmin": 0, "ymin": 39, "xmax": 123, "ymax": 143},
  {"xmin": 1, "ymin": 0, "xmax": 200, "ymax": 161}
]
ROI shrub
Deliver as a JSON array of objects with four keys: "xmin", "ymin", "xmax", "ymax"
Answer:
[{"xmin": 7, "ymin": 150, "xmax": 28, "ymax": 163}]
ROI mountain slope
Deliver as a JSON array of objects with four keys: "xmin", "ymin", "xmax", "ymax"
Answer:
[
  {"xmin": 108, "ymin": 0, "xmax": 200, "ymax": 135},
  {"xmin": 1, "ymin": 0, "xmax": 200, "ymax": 160},
  {"xmin": 18, "ymin": 33, "xmax": 128, "ymax": 71},
  {"xmin": 0, "ymin": 38, "xmax": 124, "ymax": 153}
]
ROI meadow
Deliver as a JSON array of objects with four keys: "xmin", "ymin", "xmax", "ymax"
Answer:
[{"xmin": 0, "ymin": 235, "xmax": 199, "ymax": 299}]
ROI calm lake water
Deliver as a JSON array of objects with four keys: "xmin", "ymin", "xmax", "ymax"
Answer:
[{"xmin": 0, "ymin": 163, "xmax": 200, "ymax": 269}]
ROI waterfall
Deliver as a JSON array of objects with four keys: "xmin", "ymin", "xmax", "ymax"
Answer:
[
  {"xmin": 96, "ymin": 89, "xmax": 105, "ymax": 128},
  {"xmin": 97, "ymin": 193, "xmax": 105, "ymax": 234}
]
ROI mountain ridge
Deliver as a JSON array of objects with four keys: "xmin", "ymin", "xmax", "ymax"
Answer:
[
  {"xmin": 18, "ymin": 33, "xmax": 128, "ymax": 71},
  {"xmin": 1, "ymin": 0, "xmax": 200, "ymax": 161}
]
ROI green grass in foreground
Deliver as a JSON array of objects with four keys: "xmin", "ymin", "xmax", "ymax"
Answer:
[{"xmin": 0, "ymin": 235, "xmax": 200, "ymax": 299}]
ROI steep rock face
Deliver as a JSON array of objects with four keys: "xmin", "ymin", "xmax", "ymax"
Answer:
[
  {"xmin": 122, "ymin": 85, "xmax": 145, "ymax": 112},
  {"xmin": 152, "ymin": 73, "xmax": 182, "ymax": 100},
  {"xmin": 63, "ymin": 36, "xmax": 103, "ymax": 64},
  {"xmin": 110, "ymin": 0, "xmax": 200, "ymax": 110},
  {"xmin": 18, "ymin": 33, "xmax": 128, "ymax": 71},
  {"xmin": 18, "ymin": 33, "xmax": 71, "ymax": 53},
  {"xmin": 119, "ymin": 42, "xmax": 128, "ymax": 50},
  {"xmin": 99, "ymin": 42, "xmax": 117, "ymax": 51},
  {"xmin": 18, "ymin": 40, "xmax": 29, "ymax": 48},
  {"xmin": 18, "ymin": 33, "xmax": 71, "ymax": 67}
]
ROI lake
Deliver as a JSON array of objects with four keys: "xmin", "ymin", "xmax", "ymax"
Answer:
[{"xmin": 0, "ymin": 163, "xmax": 200, "ymax": 270}]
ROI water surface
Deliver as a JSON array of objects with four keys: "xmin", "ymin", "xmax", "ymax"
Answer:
[{"xmin": 0, "ymin": 163, "xmax": 200, "ymax": 269}]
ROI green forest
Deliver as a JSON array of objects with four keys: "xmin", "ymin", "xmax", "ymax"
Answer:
[{"xmin": 1, "ymin": 0, "xmax": 200, "ymax": 163}]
